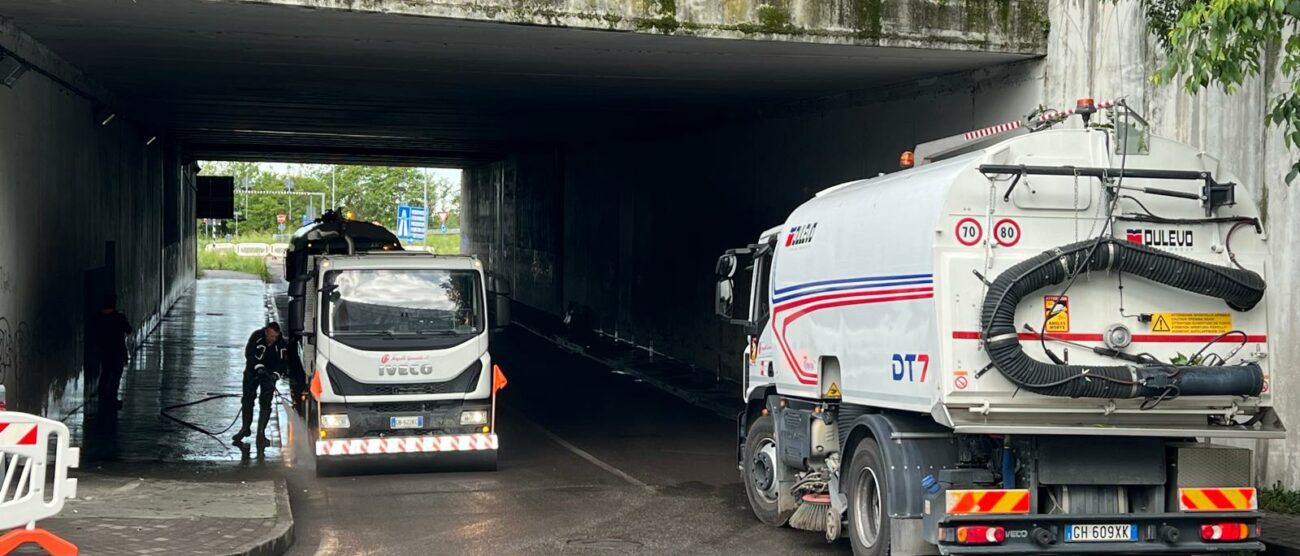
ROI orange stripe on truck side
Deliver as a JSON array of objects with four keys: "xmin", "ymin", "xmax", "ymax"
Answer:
[
  {"xmin": 1179, "ymin": 488, "xmax": 1257, "ymax": 511},
  {"xmin": 945, "ymin": 489, "xmax": 1031, "ymax": 515}
]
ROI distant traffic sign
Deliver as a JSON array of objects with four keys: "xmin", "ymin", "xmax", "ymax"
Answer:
[
  {"xmin": 396, "ymin": 205, "xmax": 428, "ymax": 242},
  {"xmin": 276, "ymin": 213, "xmax": 287, "ymax": 225}
]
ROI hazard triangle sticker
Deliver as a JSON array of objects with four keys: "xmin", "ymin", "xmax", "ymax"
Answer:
[
  {"xmin": 1152, "ymin": 315, "xmax": 1172, "ymax": 332},
  {"xmin": 825, "ymin": 383, "xmax": 842, "ymax": 398}
]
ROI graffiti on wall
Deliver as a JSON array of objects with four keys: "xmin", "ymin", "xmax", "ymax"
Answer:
[{"xmin": 0, "ymin": 316, "xmax": 34, "ymax": 392}]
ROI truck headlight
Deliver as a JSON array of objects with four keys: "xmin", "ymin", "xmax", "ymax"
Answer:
[
  {"xmin": 320, "ymin": 414, "xmax": 350, "ymax": 429},
  {"xmin": 460, "ymin": 410, "xmax": 488, "ymax": 425}
]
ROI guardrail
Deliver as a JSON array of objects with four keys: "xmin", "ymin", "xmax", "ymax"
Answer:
[
  {"xmin": 0, "ymin": 411, "xmax": 80, "ymax": 555},
  {"xmin": 206, "ymin": 238, "xmax": 459, "ymax": 257}
]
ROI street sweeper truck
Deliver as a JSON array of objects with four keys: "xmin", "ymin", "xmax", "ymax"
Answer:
[
  {"xmin": 716, "ymin": 98, "xmax": 1280, "ymax": 555},
  {"xmin": 284, "ymin": 211, "xmax": 511, "ymax": 473}
]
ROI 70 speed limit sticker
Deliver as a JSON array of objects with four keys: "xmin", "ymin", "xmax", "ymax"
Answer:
[{"xmin": 955, "ymin": 218, "xmax": 983, "ymax": 246}]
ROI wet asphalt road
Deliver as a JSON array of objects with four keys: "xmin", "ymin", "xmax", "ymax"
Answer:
[{"xmin": 282, "ymin": 329, "xmax": 849, "ymax": 556}]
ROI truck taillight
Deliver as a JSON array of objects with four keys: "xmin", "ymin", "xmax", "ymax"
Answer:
[
  {"xmin": 1201, "ymin": 522, "xmax": 1251, "ymax": 542},
  {"xmin": 956, "ymin": 525, "xmax": 1005, "ymax": 545}
]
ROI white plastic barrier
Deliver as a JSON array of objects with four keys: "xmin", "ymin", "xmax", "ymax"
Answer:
[
  {"xmin": 0, "ymin": 412, "xmax": 78, "ymax": 530},
  {"xmin": 234, "ymin": 243, "xmax": 271, "ymax": 257},
  {"xmin": 206, "ymin": 242, "xmax": 235, "ymax": 252},
  {"xmin": 269, "ymin": 243, "xmax": 289, "ymax": 257}
]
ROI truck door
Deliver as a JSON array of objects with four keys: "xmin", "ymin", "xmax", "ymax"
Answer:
[{"xmin": 745, "ymin": 242, "xmax": 774, "ymax": 393}]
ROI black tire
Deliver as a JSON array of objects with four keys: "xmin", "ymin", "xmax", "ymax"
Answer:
[
  {"xmin": 743, "ymin": 413, "xmax": 793, "ymax": 526},
  {"xmin": 478, "ymin": 450, "xmax": 499, "ymax": 472},
  {"xmin": 847, "ymin": 438, "xmax": 890, "ymax": 556}
]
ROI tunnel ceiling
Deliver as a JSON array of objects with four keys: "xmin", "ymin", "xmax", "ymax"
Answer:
[{"xmin": 2, "ymin": 0, "xmax": 1037, "ymax": 166}]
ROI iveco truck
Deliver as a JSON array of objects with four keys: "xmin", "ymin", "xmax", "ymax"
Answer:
[
  {"xmin": 284, "ymin": 212, "xmax": 510, "ymax": 473},
  {"xmin": 716, "ymin": 98, "xmax": 1280, "ymax": 555}
]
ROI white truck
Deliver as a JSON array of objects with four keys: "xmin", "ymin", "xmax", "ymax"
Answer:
[
  {"xmin": 716, "ymin": 99, "xmax": 1280, "ymax": 555},
  {"xmin": 284, "ymin": 212, "xmax": 510, "ymax": 473}
]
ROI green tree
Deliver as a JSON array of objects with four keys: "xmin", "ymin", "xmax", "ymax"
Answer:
[
  {"xmin": 1136, "ymin": 0, "xmax": 1300, "ymax": 180},
  {"xmin": 198, "ymin": 162, "xmax": 461, "ymax": 239}
]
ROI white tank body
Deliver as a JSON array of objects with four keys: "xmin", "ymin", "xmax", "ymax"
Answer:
[{"xmin": 749, "ymin": 128, "xmax": 1275, "ymax": 436}]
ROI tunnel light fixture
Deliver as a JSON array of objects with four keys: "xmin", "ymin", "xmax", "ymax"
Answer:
[
  {"xmin": 145, "ymin": 136, "xmax": 157, "ymax": 146},
  {"xmin": 0, "ymin": 54, "xmax": 26, "ymax": 88},
  {"xmin": 96, "ymin": 108, "xmax": 116, "ymax": 126}
]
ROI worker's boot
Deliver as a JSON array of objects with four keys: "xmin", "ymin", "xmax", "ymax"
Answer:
[
  {"xmin": 232, "ymin": 412, "xmax": 253, "ymax": 444},
  {"xmin": 255, "ymin": 409, "xmax": 271, "ymax": 448}
]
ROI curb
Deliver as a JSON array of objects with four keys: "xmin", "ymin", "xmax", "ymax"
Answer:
[{"xmin": 231, "ymin": 478, "xmax": 295, "ymax": 556}]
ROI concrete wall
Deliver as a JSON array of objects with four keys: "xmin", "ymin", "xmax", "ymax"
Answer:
[
  {"xmin": 0, "ymin": 22, "xmax": 195, "ymax": 417},
  {"xmin": 247, "ymin": 0, "xmax": 1048, "ymax": 53},
  {"xmin": 466, "ymin": 0, "xmax": 1300, "ymax": 487},
  {"xmin": 465, "ymin": 61, "xmax": 1041, "ymax": 375}
]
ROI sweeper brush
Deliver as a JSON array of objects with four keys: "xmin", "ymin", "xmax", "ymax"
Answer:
[{"xmin": 789, "ymin": 493, "xmax": 831, "ymax": 532}]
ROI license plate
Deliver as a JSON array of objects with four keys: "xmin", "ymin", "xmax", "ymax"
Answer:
[
  {"xmin": 389, "ymin": 416, "xmax": 424, "ymax": 429},
  {"xmin": 1065, "ymin": 523, "xmax": 1137, "ymax": 542}
]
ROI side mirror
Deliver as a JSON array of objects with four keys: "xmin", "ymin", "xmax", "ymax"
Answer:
[
  {"xmin": 288, "ymin": 297, "xmax": 306, "ymax": 335},
  {"xmin": 288, "ymin": 278, "xmax": 306, "ymax": 297},
  {"xmin": 715, "ymin": 278, "xmax": 737, "ymax": 320},
  {"xmin": 715, "ymin": 254, "xmax": 737, "ymax": 278},
  {"xmin": 714, "ymin": 250, "xmax": 754, "ymax": 325},
  {"xmin": 491, "ymin": 294, "xmax": 512, "ymax": 330},
  {"xmin": 488, "ymin": 274, "xmax": 512, "ymax": 297},
  {"xmin": 487, "ymin": 273, "xmax": 512, "ymax": 330}
]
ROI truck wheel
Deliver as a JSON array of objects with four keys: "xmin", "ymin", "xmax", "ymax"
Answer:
[
  {"xmin": 743, "ymin": 413, "xmax": 793, "ymax": 526},
  {"xmin": 847, "ymin": 438, "xmax": 890, "ymax": 556}
]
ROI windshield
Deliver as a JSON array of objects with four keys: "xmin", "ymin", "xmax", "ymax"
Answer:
[{"xmin": 325, "ymin": 268, "xmax": 483, "ymax": 336}]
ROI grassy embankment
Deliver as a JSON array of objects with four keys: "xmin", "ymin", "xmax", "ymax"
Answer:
[
  {"xmin": 196, "ymin": 233, "xmax": 460, "ymax": 281},
  {"xmin": 197, "ymin": 248, "xmax": 272, "ymax": 281}
]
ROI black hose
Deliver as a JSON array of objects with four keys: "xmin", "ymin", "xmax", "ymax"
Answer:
[
  {"xmin": 160, "ymin": 394, "xmax": 245, "ymax": 442},
  {"xmin": 980, "ymin": 238, "xmax": 1266, "ymax": 399}
]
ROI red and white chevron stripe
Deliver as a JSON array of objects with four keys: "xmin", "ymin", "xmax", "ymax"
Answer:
[
  {"xmin": 964, "ymin": 119, "xmax": 1022, "ymax": 141},
  {"xmin": 0, "ymin": 422, "xmax": 37, "ymax": 447},
  {"xmin": 316, "ymin": 433, "xmax": 498, "ymax": 456}
]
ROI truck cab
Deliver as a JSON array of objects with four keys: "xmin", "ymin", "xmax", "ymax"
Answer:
[{"xmin": 285, "ymin": 213, "xmax": 509, "ymax": 472}]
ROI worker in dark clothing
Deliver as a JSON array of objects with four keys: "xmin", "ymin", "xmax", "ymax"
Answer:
[
  {"xmin": 94, "ymin": 294, "xmax": 131, "ymax": 411},
  {"xmin": 234, "ymin": 322, "xmax": 288, "ymax": 447}
]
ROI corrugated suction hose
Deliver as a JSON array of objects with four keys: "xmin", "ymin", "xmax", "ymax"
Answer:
[{"xmin": 979, "ymin": 239, "xmax": 1265, "ymax": 399}]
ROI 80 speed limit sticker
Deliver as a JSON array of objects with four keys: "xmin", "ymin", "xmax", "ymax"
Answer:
[{"xmin": 993, "ymin": 218, "xmax": 1021, "ymax": 247}]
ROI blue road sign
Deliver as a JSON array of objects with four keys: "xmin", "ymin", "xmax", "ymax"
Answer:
[{"xmin": 396, "ymin": 205, "xmax": 428, "ymax": 242}]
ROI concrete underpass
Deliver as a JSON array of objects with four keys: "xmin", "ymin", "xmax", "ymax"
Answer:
[{"xmin": 4, "ymin": 1, "xmax": 1300, "ymax": 554}]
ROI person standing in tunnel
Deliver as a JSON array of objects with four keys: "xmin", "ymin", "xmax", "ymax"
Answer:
[
  {"xmin": 94, "ymin": 294, "xmax": 131, "ymax": 412},
  {"xmin": 234, "ymin": 322, "xmax": 288, "ymax": 447}
]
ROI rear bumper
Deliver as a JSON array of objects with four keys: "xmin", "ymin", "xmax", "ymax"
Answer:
[
  {"xmin": 316, "ymin": 433, "xmax": 498, "ymax": 457},
  {"xmin": 937, "ymin": 512, "xmax": 1262, "ymax": 555}
]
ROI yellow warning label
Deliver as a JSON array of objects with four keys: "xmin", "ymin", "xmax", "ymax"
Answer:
[
  {"xmin": 825, "ymin": 383, "xmax": 842, "ymax": 398},
  {"xmin": 1149, "ymin": 313, "xmax": 1233, "ymax": 334},
  {"xmin": 1044, "ymin": 296, "xmax": 1070, "ymax": 333}
]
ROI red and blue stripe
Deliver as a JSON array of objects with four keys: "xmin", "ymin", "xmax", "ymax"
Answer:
[{"xmin": 771, "ymin": 273, "xmax": 935, "ymax": 385}]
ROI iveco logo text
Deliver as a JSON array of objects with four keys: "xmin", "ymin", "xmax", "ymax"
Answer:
[
  {"xmin": 785, "ymin": 222, "xmax": 817, "ymax": 247},
  {"xmin": 379, "ymin": 364, "xmax": 435, "ymax": 377},
  {"xmin": 1125, "ymin": 228, "xmax": 1193, "ymax": 248}
]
